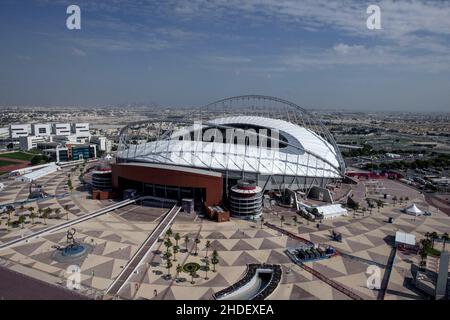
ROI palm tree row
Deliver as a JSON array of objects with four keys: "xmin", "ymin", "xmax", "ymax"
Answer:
[
  {"xmin": 0, "ymin": 204, "xmax": 71, "ymax": 232},
  {"xmin": 161, "ymin": 228, "xmax": 220, "ymax": 283},
  {"xmin": 424, "ymin": 231, "xmax": 449, "ymax": 251}
]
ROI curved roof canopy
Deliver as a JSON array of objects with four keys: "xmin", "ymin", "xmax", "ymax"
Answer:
[{"xmin": 118, "ymin": 95, "xmax": 345, "ymax": 179}]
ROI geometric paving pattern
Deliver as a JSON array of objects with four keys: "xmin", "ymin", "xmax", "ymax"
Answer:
[{"xmin": 1, "ymin": 177, "xmax": 449, "ymax": 300}]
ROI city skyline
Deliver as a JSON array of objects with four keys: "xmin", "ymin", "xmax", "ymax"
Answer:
[{"xmin": 0, "ymin": 0, "xmax": 450, "ymax": 111}]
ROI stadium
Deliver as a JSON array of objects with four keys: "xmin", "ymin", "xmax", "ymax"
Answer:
[{"xmin": 112, "ymin": 95, "xmax": 345, "ymax": 217}]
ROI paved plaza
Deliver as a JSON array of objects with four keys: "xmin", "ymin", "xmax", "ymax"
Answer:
[{"xmin": 0, "ymin": 169, "xmax": 449, "ymax": 300}]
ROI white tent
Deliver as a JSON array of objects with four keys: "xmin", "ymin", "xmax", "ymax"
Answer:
[
  {"xmin": 317, "ymin": 204, "xmax": 348, "ymax": 219},
  {"xmin": 395, "ymin": 231, "xmax": 416, "ymax": 246},
  {"xmin": 403, "ymin": 203, "xmax": 424, "ymax": 216}
]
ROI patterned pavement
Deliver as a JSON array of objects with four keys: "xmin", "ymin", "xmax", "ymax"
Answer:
[{"xmin": 0, "ymin": 174, "xmax": 449, "ymax": 300}]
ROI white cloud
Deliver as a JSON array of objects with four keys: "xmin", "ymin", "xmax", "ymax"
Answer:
[
  {"xmin": 38, "ymin": 0, "xmax": 450, "ymax": 70},
  {"xmin": 71, "ymin": 48, "xmax": 87, "ymax": 57}
]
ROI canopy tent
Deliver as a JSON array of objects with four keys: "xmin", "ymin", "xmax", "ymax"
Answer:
[
  {"xmin": 316, "ymin": 204, "xmax": 348, "ymax": 219},
  {"xmin": 395, "ymin": 231, "xmax": 416, "ymax": 246},
  {"xmin": 402, "ymin": 203, "xmax": 424, "ymax": 216}
]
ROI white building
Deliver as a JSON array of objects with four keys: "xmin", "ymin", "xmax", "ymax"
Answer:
[
  {"xmin": 91, "ymin": 136, "xmax": 111, "ymax": 152},
  {"xmin": 10, "ymin": 124, "xmax": 31, "ymax": 139},
  {"xmin": 15, "ymin": 163, "xmax": 61, "ymax": 182},
  {"xmin": 53, "ymin": 123, "xmax": 71, "ymax": 136},
  {"xmin": 19, "ymin": 136, "xmax": 46, "ymax": 151},
  {"xmin": 0, "ymin": 127, "xmax": 9, "ymax": 139},
  {"xmin": 72, "ymin": 123, "xmax": 90, "ymax": 139},
  {"xmin": 32, "ymin": 124, "xmax": 52, "ymax": 137}
]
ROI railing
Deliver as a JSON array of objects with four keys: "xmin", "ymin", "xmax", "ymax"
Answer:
[
  {"xmin": 264, "ymin": 222, "xmax": 314, "ymax": 247},
  {"xmin": 105, "ymin": 204, "xmax": 181, "ymax": 297},
  {"xmin": 266, "ymin": 222, "xmax": 364, "ymax": 300},
  {"xmin": 0, "ymin": 197, "xmax": 138, "ymax": 250},
  {"xmin": 297, "ymin": 262, "xmax": 364, "ymax": 300}
]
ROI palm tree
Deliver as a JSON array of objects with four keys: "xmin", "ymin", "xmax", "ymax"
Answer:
[
  {"xmin": 174, "ymin": 233, "xmax": 181, "ymax": 247},
  {"xmin": 37, "ymin": 208, "xmax": 43, "ymax": 222},
  {"xmin": 6, "ymin": 217, "xmax": 11, "ymax": 231},
  {"xmin": 419, "ymin": 247, "xmax": 427, "ymax": 268},
  {"xmin": 64, "ymin": 205, "xmax": 70, "ymax": 220},
  {"xmin": 204, "ymin": 258, "xmax": 210, "ymax": 280},
  {"xmin": 166, "ymin": 227, "xmax": 173, "ymax": 239},
  {"xmin": 205, "ymin": 240, "xmax": 211, "ymax": 258},
  {"xmin": 399, "ymin": 197, "xmax": 404, "ymax": 204},
  {"xmin": 173, "ymin": 245, "xmax": 179, "ymax": 262},
  {"xmin": 194, "ymin": 238, "xmax": 200, "ymax": 256},
  {"xmin": 376, "ymin": 200, "xmax": 383, "ymax": 212},
  {"xmin": 280, "ymin": 215, "xmax": 285, "ymax": 227},
  {"xmin": 442, "ymin": 233, "xmax": 449, "ymax": 252},
  {"xmin": 392, "ymin": 196, "xmax": 398, "ymax": 206},
  {"xmin": 42, "ymin": 208, "xmax": 51, "ymax": 225},
  {"xmin": 163, "ymin": 250, "xmax": 172, "ymax": 263},
  {"xmin": 30, "ymin": 210, "xmax": 36, "ymax": 224},
  {"xmin": 18, "ymin": 215, "xmax": 26, "ymax": 228},
  {"xmin": 28, "ymin": 207, "xmax": 35, "ymax": 224},
  {"xmin": 6, "ymin": 208, "xmax": 13, "ymax": 220},
  {"xmin": 176, "ymin": 264, "xmax": 183, "ymax": 279},
  {"xmin": 211, "ymin": 250, "xmax": 219, "ymax": 272},
  {"xmin": 190, "ymin": 271, "xmax": 196, "ymax": 284},
  {"xmin": 260, "ymin": 217, "xmax": 265, "ymax": 229},
  {"xmin": 405, "ymin": 196, "xmax": 409, "ymax": 202},
  {"xmin": 184, "ymin": 235, "xmax": 190, "ymax": 252},
  {"xmin": 430, "ymin": 232, "xmax": 439, "ymax": 248},
  {"xmin": 166, "ymin": 260, "xmax": 173, "ymax": 278},
  {"xmin": 293, "ymin": 216, "xmax": 298, "ymax": 226},
  {"xmin": 368, "ymin": 202, "xmax": 375, "ymax": 214},
  {"xmin": 164, "ymin": 239, "xmax": 173, "ymax": 253}
]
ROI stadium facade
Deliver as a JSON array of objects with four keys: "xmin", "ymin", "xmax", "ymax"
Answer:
[{"xmin": 112, "ymin": 95, "xmax": 345, "ymax": 212}]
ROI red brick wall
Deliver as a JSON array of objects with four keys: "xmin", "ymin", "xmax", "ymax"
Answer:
[{"xmin": 111, "ymin": 163, "xmax": 223, "ymax": 206}]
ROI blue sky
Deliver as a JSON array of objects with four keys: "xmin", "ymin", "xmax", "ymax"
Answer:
[{"xmin": 0, "ymin": 0, "xmax": 449, "ymax": 111}]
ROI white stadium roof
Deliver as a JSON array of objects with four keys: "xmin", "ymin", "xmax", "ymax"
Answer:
[{"xmin": 118, "ymin": 116, "xmax": 343, "ymax": 178}]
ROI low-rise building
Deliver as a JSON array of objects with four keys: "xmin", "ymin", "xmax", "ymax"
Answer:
[
  {"xmin": 10, "ymin": 124, "xmax": 31, "ymax": 139},
  {"xmin": 19, "ymin": 136, "xmax": 46, "ymax": 151},
  {"xmin": 72, "ymin": 123, "xmax": 90, "ymax": 139},
  {"xmin": 53, "ymin": 123, "xmax": 71, "ymax": 136},
  {"xmin": 91, "ymin": 136, "xmax": 112, "ymax": 152},
  {"xmin": 32, "ymin": 124, "xmax": 52, "ymax": 137}
]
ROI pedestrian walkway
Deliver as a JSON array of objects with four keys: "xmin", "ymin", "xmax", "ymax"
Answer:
[
  {"xmin": 0, "ymin": 198, "xmax": 137, "ymax": 250},
  {"xmin": 106, "ymin": 204, "xmax": 181, "ymax": 298}
]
